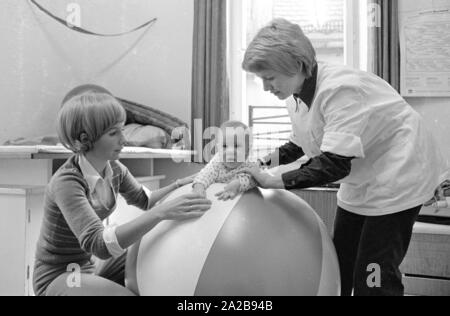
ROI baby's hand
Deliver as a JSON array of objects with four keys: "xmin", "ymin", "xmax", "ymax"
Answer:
[{"xmin": 216, "ymin": 180, "xmax": 241, "ymax": 201}]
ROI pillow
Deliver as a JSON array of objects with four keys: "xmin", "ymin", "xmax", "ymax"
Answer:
[
  {"xmin": 123, "ymin": 124, "xmax": 169, "ymax": 149},
  {"xmin": 118, "ymin": 98, "xmax": 188, "ymax": 139},
  {"xmin": 60, "ymin": 86, "xmax": 188, "ymax": 141}
]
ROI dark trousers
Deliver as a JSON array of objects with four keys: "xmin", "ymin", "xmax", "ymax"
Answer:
[{"xmin": 333, "ymin": 205, "xmax": 421, "ymax": 296}]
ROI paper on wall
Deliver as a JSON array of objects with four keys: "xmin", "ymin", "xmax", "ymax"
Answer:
[{"xmin": 399, "ymin": 2, "xmax": 450, "ymax": 97}]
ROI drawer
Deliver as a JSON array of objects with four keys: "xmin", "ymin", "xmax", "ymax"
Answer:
[{"xmin": 403, "ymin": 276, "xmax": 450, "ymax": 296}]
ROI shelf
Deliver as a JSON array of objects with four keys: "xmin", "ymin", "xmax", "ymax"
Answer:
[{"xmin": 0, "ymin": 145, "xmax": 193, "ymax": 160}]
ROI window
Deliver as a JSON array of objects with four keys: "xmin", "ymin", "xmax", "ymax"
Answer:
[{"xmin": 228, "ymin": 0, "xmax": 367, "ymax": 158}]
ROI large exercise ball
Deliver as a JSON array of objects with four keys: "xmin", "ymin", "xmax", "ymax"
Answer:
[{"xmin": 126, "ymin": 184, "xmax": 340, "ymax": 296}]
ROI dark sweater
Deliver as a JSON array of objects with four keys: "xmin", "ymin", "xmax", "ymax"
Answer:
[{"xmin": 276, "ymin": 141, "xmax": 354, "ymax": 190}]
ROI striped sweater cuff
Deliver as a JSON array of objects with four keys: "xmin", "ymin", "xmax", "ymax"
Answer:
[{"xmin": 143, "ymin": 185, "xmax": 153, "ymax": 210}]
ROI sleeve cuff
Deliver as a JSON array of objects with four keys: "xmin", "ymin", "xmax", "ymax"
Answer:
[
  {"xmin": 142, "ymin": 185, "xmax": 153, "ymax": 210},
  {"xmin": 282, "ymin": 170, "xmax": 301, "ymax": 190},
  {"xmin": 193, "ymin": 180, "xmax": 208, "ymax": 189},
  {"xmin": 103, "ymin": 225, "xmax": 126, "ymax": 258},
  {"xmin": 321, "ymin": 132, "xmax": 365, "ymax": 158}
]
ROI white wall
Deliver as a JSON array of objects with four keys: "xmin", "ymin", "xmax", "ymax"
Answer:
[
  {"xmin": 399, "ymin": 0, "xmax": 450, "ymax": 164},
  {"xmin": 0, "ymin": 0, "xmax": 193, "ymax": 144}
]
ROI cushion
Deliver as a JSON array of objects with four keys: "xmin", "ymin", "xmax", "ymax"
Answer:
[
  {"xmin": 123, "ymin": 124, "xmax": 169, "ymax": 149},
  {"xmin": 118, "ymin": 98, "xmax": 188, "ymax": 139}
]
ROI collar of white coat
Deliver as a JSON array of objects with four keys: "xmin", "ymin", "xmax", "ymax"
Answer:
[
  {"xmin": 78, "ymin": 154, "xmax": 113, "ymax": 192},
  {"xmin": 293, "ymin": 63, "xmax": 318, "ymax": 109}
]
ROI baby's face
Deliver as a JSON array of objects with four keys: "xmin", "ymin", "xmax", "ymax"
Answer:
[{"xmin": 221, "ymin": 127, "xmax": 250, "ymax": 169}]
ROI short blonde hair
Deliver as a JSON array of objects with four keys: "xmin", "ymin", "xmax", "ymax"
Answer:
[
  {"xmin": 57, "ymin": 92, "xmax": 126, "ymax": 153},
  {"xmin": 242, "ymin": 18, "xmax": 316, "ymax": 78}
]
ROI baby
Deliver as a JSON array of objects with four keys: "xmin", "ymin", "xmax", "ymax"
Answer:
[{"xmin": 192, "ymin": 121, "xmax": 258, "ymax": 200}]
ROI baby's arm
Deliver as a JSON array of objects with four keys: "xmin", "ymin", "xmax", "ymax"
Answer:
[
  {"xmin": 237, "ymin": 162, "xmax": 259, "ymax": 192},
  {"xmin": 193, "ymin": 155, "xmax": 221, "ymax": 196},
  {"xmin": 217, "ymin": 163, "xmax": 258, "ymax": 201}
]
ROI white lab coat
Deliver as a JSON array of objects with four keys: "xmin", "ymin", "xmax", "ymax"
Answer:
[{"xmin": 287, "ymin": 63, "xmax": 449, "ymax": 216}]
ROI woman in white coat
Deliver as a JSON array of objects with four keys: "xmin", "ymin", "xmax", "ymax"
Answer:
[{"xmin": 241, "ymin": 18, "xmax": 448, "ymax": 296}]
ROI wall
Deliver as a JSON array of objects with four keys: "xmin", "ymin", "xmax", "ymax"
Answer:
[
  {"xmin": 0, "ymin": 0, "xmax": 193, "ymax": 144},
  {"xmin": 398, "ymin": 0, "xmax": 450, "ymax": 165}
]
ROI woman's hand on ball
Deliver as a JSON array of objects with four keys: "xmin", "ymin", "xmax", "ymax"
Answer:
[
  {"xmin": 154, "ymin": 194, "xmax": 212, "ymax": 221},
  {"xmin": 240, "ymin": 166, "xmax": 285, "ymax": 189}
]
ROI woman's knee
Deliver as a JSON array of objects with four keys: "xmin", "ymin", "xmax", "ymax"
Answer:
[{"xmin": 46, "ymin": 273, "xmax": 135, "ymax": 296}]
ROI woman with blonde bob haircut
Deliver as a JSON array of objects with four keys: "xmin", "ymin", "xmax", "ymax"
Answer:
[
  {"xmin": 242, "ymin": 18, "xmax": 316, "ymax": 80},
  {"xmin": 57, "ymin": 92, "xmax": 126, "ymax": 154},
  {"xmin": 241, "ymin": 18, "xmax": 448, "ymax": 296},
  {"xmin": 33, "ymin": 86, "xmax": 211, "ymax": 296}
]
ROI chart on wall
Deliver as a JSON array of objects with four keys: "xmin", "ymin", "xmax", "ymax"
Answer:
[{"xmin": 399, "ymin": 0, "xmax": 450, "ymax": 97}]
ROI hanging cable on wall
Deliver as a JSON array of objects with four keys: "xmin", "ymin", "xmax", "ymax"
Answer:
[{"xmin": 29, "ymin": 0, "xmax": 157, "ymax": 37}]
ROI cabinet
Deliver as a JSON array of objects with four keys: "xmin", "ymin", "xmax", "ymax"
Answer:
[
  {"xmin": 400, "ymin": 223, "xmax": 450, "ymax": 296},
  {"xmin": 0, "ymin": 146, "xmax": 191, "ymax": 296}
]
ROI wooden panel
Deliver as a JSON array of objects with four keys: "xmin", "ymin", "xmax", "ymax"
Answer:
[
  {"xmin": 291, "ymin": 189, "xmax": 338, "ymax": 235},
  {"xmin": 401, "ymin": 233, "xmax": 450, "ymax": 278},
  {"xmin": 403, "ymin": 276, "xmax": 450, "ymax": 296}
]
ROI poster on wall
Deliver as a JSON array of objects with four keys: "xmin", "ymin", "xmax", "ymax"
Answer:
[{"xmin": 399, "ymin": 1, "xmax": 450, "ymax": 97}]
